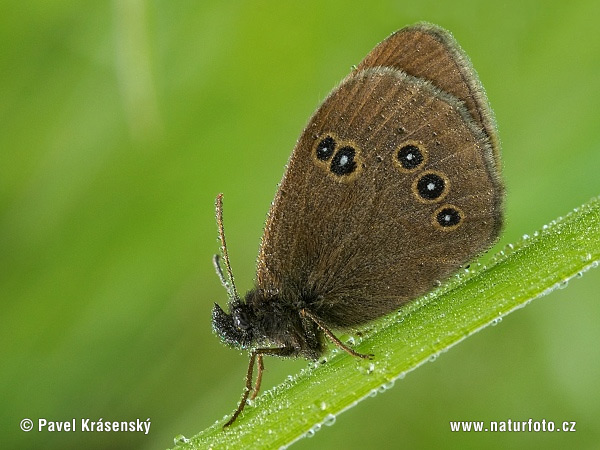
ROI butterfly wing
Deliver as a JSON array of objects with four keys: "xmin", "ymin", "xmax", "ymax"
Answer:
[
  {"xmin": 357, "ymin": 23, "xmax": 501, "ymax": 171},
  {"xmin": 255, "ymin": 25, "xmax": 503, "ymax": 328}
]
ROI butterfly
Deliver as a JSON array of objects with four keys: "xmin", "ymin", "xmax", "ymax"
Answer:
[{"xmin": 212, "ymin": 22, "xmax": 503, "ymax": 427}]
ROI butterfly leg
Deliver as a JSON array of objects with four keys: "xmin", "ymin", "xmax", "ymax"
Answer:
[
  {"xmin": 301, "ymin": 309, "xmax": 373, "ymax": 359},
  {"xmin": 223, "ymin": 347, "xmax": 291, "ymax": 427},
  {"xmin": 249, "ymin": 354, "xmax": 264, "ymax": 401}
]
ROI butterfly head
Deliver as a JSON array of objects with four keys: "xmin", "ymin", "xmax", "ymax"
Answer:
[{"xmin": 212, "ymin": 299, "xmax": 255, "ymax": 349}]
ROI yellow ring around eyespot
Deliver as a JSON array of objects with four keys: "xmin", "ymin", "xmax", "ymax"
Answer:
[
  {"xmin": 311, "ymin": 132, "xmax": 363, "ymax": 183},
  {"xmin": 393, "ymin": 140, "xmax": 428, "ymax": 173},
  {"xmin": 432, "ymin": 204, "xmax": 464, "ymax": 231}
]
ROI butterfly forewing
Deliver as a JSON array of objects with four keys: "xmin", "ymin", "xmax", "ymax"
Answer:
[{"xmin": 356, "ymin": 22, "xmax": 502, "ymax": 173}]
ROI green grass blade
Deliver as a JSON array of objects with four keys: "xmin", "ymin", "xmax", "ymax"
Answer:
[{"xmin": 176, "ymin": 196, "xmax": 600, "ymax": 449}]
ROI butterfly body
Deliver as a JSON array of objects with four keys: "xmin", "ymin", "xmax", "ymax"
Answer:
[{"xmin": 211, "ymin": 23, "xmax": 503, "ymax": 426}]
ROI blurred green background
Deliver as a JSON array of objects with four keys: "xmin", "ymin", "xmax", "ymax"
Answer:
[{"xmin": 2, "ymin": 1, "xmax": 599, "ymax": 449}]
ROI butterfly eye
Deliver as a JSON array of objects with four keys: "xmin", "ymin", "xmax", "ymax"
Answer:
[
  {"xmin": 397, "ymin": 144, "xmax": 424, "ymax": 170},
  {"xmin": 415, "ymin": 172, "xmax": 447, "ymax": 201},
  {"xmin": 316, "ymin": 136, "xmax": 336, "ymax": 161},
  {"xmin": 233, "ymin": 308, "xmax": 251, "ymax": 331}
]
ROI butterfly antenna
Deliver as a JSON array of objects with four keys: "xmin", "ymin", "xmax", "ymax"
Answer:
[
  {"xmin": 212, "ymin": 254, "xmax": 229, "ymax": 291},
  {"xmin": 215, "ymin": 194, "xmax": 239, "ymax": 300}
]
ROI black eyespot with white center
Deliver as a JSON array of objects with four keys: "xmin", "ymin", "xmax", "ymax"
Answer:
[
  {"xmin": 397, "ymin": 145, "xmax": 424, "ymax": 170},
  {"xmin": 417, "ymin": 173, "xmax": 446, "ymax": 200},
  {"xmin": 330, "ymin": 146, "xmax": 357, "ymax": 176},
  {"xmin": 436, "ymin": 207, "xmax": 461, "ymax": 228},
  {"xmin": 316, "ymin": 136, "xmax": 336, "ymax": 161}
]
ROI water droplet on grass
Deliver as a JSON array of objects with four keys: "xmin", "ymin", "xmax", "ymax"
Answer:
[
  {"xmin": 324, "ymin": 414, "xmax": 336, "ymax": 426},
  {"xmin": 174, "ymin": 434, "xmax": 189, "ymax": 445}
]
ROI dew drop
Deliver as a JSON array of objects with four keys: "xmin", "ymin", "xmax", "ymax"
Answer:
[
  {"xmin": 173, "ymin": 435, "xmax": 189, "ymax": 445},
  {"xmin": 367, "ymin": 362, "xmax": 375, "ymax": 374},
  {"xmin": 491, "ymin": 317, "xmax": 502, "ymax": 326},
  {"xmin": 357, "ymin": 360, "xmax": 376, "ymax": 375},
  {"xmin": 377, "ymin": 380, "xmax": 395, "ymax": 393},
  {"xmin": 324, "ymin": 414, "xmax": 336, "ymax": 426},
  {"xmin": 308, "ymin": 423, "xmax": 321, "ymax": 436}
]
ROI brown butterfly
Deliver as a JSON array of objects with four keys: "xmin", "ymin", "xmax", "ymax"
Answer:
[{"xmin": 212, "ymin": 22, "xmax": 503, "ymax": 427}]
